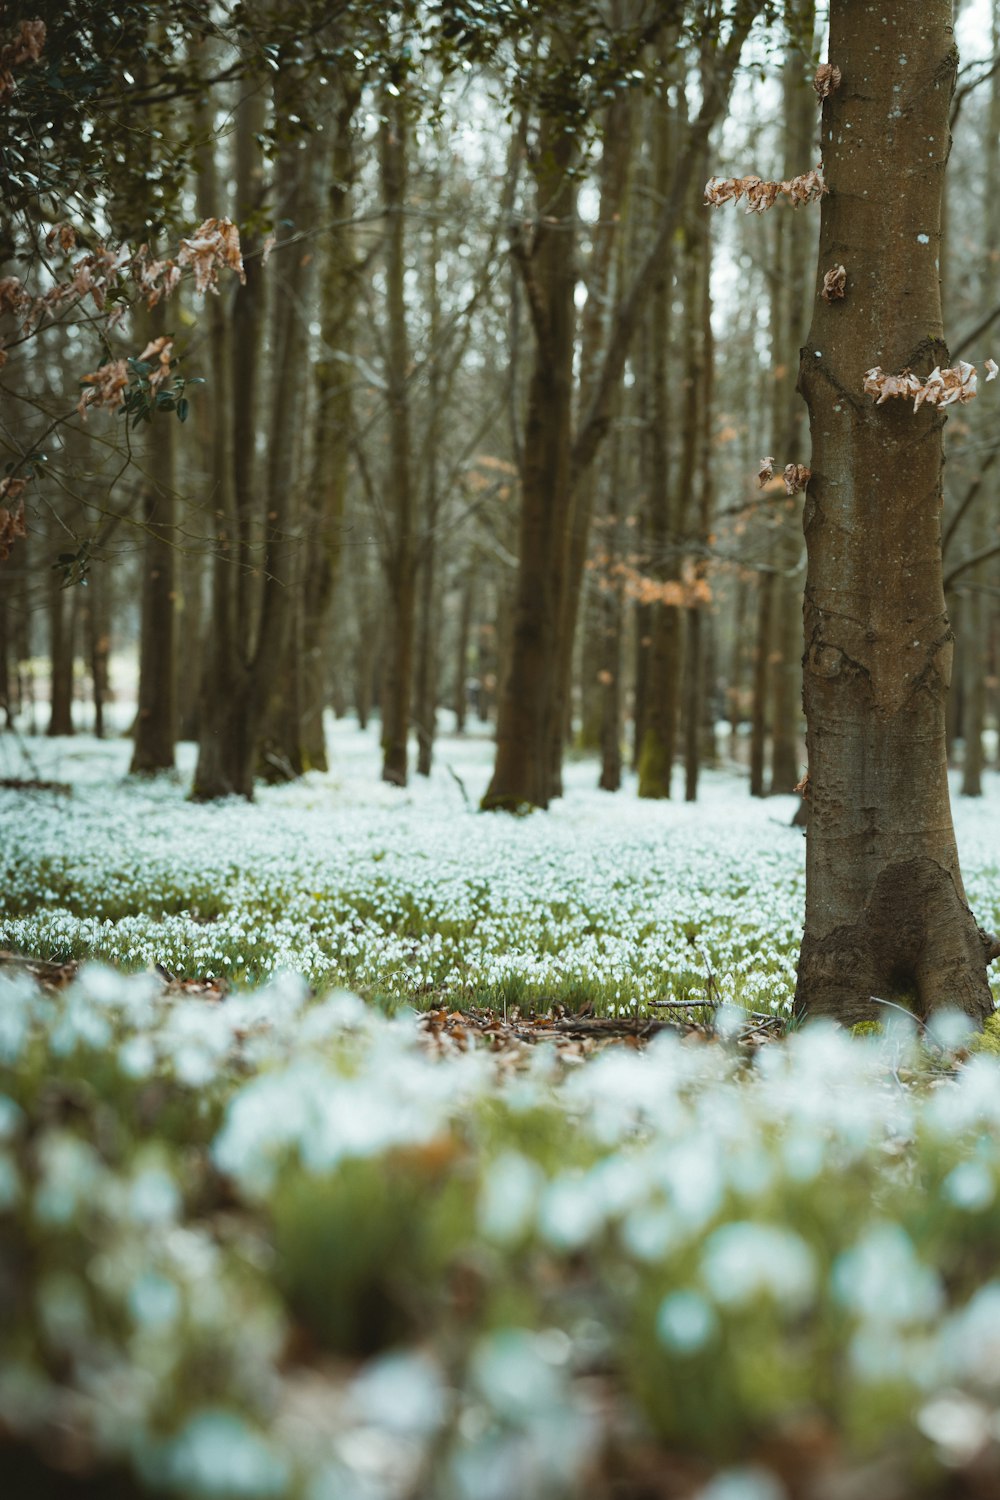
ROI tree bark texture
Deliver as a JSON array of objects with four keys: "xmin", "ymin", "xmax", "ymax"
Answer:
[
  {"xmin": 379, "ymin": 86, "xmax": 417, "ymax": 787},
  {"xmin": 130, "ymin": 323, "xmax": 177, "ymax": 774},
  {"xmin": 794, "ymin": 0, "xmax": 998, "ymax": 1024},
  {"xmin": 482, "ymin": 117, "xmax": 577, "ymax": 810},
  {"xmin": 191, "ymin": 83, "xmax": 264, "ymax": 800}
]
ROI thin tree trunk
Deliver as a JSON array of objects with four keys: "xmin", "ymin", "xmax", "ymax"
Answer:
[
  {"xmin": 794, "ymin": 0, "xmax": 998, "ymax": 1024},
  {"xmin": 379, "ymin": 84, "xmax": 417, "ymax": 787},
  {"xmin": 86, "ymin": 565, "xmax": 111, "ymax": 738},
  {"xmin": 300, "ymin": 83, "xmax": 360, "ymax": 773},
  {"xmin": 749, "ymin": 572, "xmax": 773, "ymax": 796},
  {"xmin": 47, "ymin": 565, "xmax": 75, "ymax": 737},
  {"xmin": 482, "ymin": 113, "xmax": 577, "ymax": 810},
  {"xmin": 130, "ymin": 380, "xmax": 177, "ymax": 772},
  {"xmin": 454, "ymin": 560, "xmax": 475, "ymax": 733},
  {"xmin": 770, "ymin": 0, "xmax": 817, "ymax": 795},
  {"xmin": 548, "ymin": 86, "xmax": 634, "ymax": 796},
  {"xmin": 959, "ymin": 3, "xmax": 1000, "ymax": 797},
  {"xmin": 191, "ymin": 82, "xmax": 263, "ymax": 800}
]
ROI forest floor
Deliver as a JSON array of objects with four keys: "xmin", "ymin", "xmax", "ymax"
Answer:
[{"xmin": 5, "ymin": 720, "xmax": 1000, "ymax": 1498}]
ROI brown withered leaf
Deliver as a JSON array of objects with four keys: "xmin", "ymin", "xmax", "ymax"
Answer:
[
  {"xmin": 783, "ymin": 463, "xmax": 811, "ymax": 495},
  {"xmin": 44, "ymin": 223, "xmax": 76, "ymax": 257},
  {"xmin": 77, "ymin": 359, "xmax": 129, "ymax": 418},
  {"xmin": 0, "ymin": 18, "xmax": 46, "ymax": 99},
  {"xmin": 985, "ymin": 358, "xmax": 998, "ymax": 382},
  {"xmin": 821, "ymin": 263, "xmax": 846, "ymax": 301},
  {"xmin": 794, "ymin": 770, "xmax": 811, "ymax": 798},
  {"xmin": 0, "ymin": 485, "xmax": 27, "ymax": 561},
  {"xmin": 813, "ymin": 63, "xmax": 841, "ymax": 99},
  {"xmin": 865, "ymin": 361, "xmax": 989, "ymax": 412},
  {"xmin": 758, "ymin": 456, "xmax": 775, "ymax": 488},
  {"xmin": 137, "ymin": 335, "xmax": 174, "ymax": 390},
  {"xmin": 705, "ymin": 166, "xmax": 827, "ymax": 214},
  {"xmin": 177, "ymin": 217, "xmax": 247, "ymax": 296}
]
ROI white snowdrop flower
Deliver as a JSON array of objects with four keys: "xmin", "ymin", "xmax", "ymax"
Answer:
[
  {"xmin": 695, "ymin": 1466, "xmax": 787, "ymax": 1500},
  {"xmin": 118, "ymin": 1034, "xmax": 156, "ymax": 1078},
  {"xmin": 349, "ymin": 1351, "xmax": 447, "ymax": 1436},
  {"xmin": 621, "ymin": 1204, "xmax": 682, "ymax": 1262},
  {"xmin": 702, "ymin": 1222, "xmax": 817, "ymax": 1310},
  {"xmin": 939, "ymin": 1282, "xmax": 1000, "ymax": 1386},
  {"xmin": 0, "ymin": 1093, "xmax": 24, "ymax": 1141},
  {"xmin": 128, "ymin": 1165, "xmax": 182, "ymax": 1226},
  {"xmin": 917, "ymin": 1393, "xmax": 992, "ymax": 1464},
  {"xmin": 657, "ymin": 1290, "xmax": 718, "ymax": 1354},
  {"xmin": 538, "ymin": 1170, "xmax": 606, "ymax": 1251},
  {"xmin": 661, "ymin": 1139, "xmax": 725, "ymax": 1233},
  {"xmin": 470, "ymin": 1329, "xmax": 564, "ymax": 1424},
  {"xmin": 942, "ymin": 1159, "xmax": 995, "ymax": 1211},
  {"xmin": 128, "ymin": 1270, "xmax": 182, "ymax": 1331},
  {"xmin": 33, "ymin": 1133, "xmax": 103, "ymax": 1226},
  {"xmin": 0, "ymin": 975, "xmax": 33, "ymax": 1064},
  {"xmin": 141, "ymin": 1409, "xmax": 289, "ymax": 1497},
  {"xmin": 832, "ymin": 1223, "xmax": 942, "ymax": 1326},
  {"xmin": 780, "ymin": 1130, "xmax": 826, "ymax": 1182},
  {"xmin": 478, "ymin": 1150, "xmax": 544, "ymax": 1245}
]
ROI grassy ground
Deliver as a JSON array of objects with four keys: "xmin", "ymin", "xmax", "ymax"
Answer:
[{"xmin": 5, "ymin": 720, "xmax": 1000, "ymax": 1498}]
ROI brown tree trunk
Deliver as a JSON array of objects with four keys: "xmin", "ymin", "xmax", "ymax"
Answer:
[
  {"xmin": 0, "ymin": 573, "xmax": 10, "ymax": 729},
  {"xmin": 130, "ymin": 339, "xmax": 177, "ymax": 772},
  {"xmin": 453, "ymin": 559, "xmax": 475, "ymax": 734},
  {"xmin": 770, "ymin": 0, "xmax": 817, "ymax": 795},
  {"xmin": 85, "ymin": 565, "xmax": 111, "ymax": 739},
  {"xmin": 482, "ymin": 115, "xmax": 577, "ymax": 810},
  {"xmin": 379, "ymin": 85, "xmax": 417, "ymax": 787},
  {"xmin": 300, "ymin": 84, "xmax": 359, "ymax": 774},
  {"xmin": 794, "ymin": 0, "xmax": 997, "ymax": 1025},
  {"xmin": 47, "ymin": 566, "xmax": 76, "ymax": 738},
  {"xmin": 548, "ymin": 86, "xmax": 634, "ymax": 797},
  {"xmin": 959, "ymin": 5, "xmax": 1000, "ymax": 797},
  {"xmin": 749, "ymin": 572, "xmax": 773, "ymax": 796},
  {"xmin": 191, "ymin": 83, "xmax": 263, "ymax": 801}
]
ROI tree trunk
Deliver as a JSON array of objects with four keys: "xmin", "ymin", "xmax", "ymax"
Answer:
[
  {"xmin": 300, "ymin": 84, "xmax": 360, "ymax": 774},
  {"xmin": 191, "ymin": 83, "xmax": 263, "ymax": 801},
  {"xmin": 482, "ymin": 116, "xmax": 577, "ymax": 810},
  {"xmin": 548, "ymin": 86, "xmax": 634, "ymax": 797},
  {"xmin": 46, "ymin": 565, "xmax": 76, "ymax": 738},
  {"xmin": 85, "ymin": 565, "xmax": 111, "ymax": 738},
  {"xmin": 749, "ymin": 572, "xmax": 773, "ymax": 796},
  {"xmin": 130, "ymin": 381, "xmax": 177, "ymax": 773},
  {"xmin": 379, "ymin": 85, "xmax": 417, "ymax": 787},
  {"xmin": 0, "ymin": 571, "xmax": 9, "ymax": 729},
  {"xmin": 794, "ymin": 0, "xmax": 998, "ymax": 1025},
  {"xmin": 959, "ymin": 3, "xmax": 1000, "ymax": 797},
  {"xmin": 454, "ymin": 560, "xmax": 475, "ymax": 733},
  {"xmin": 769, "ymin": 0, "xmax": 817, "ymax": 796}
]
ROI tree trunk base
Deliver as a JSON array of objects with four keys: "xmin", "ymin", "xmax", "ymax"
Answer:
[{"xmin": 794, "ymin": 857, "xmax": 999, "ymax": 1026}]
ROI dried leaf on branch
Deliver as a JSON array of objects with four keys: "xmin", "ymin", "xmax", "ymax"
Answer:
[
  {"xmin": 821, "ymin": 264, "xmax": 847, "ymax": 301},
  {"xmin": 136, "ymin": 336, "xmax": 174, "ymax": 390},
  {"xmin": 783, "ymin": 464, "xmax": 811, "ymax": 495},
  {"xmin": 77, "ymin": 359, "xmax": 130, "ymax": 418},
  {"xmin": 863, "ymin": 360, "xmax": 995, "ymax": 412},
  {"xmin": 813, "ymin": 64, "xmax": 841, "ymax": 99},
  {"xmin": 176, "ymin": 217, "xmax": 246, "ymax": 295},
  {"xmin": 0, "ymin": 17, "xmax": 45, "ymax": 99},
  {"xmin": 705, "ymin": 167, "xmax": 827, "ymax": 214},
  {"xmin": 0, "ymin": 479, "xmax": 28, "ymax": 561},
  {"xmin": 758, "ymin": 456, "xmax": 775, "ymax": 487}
]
